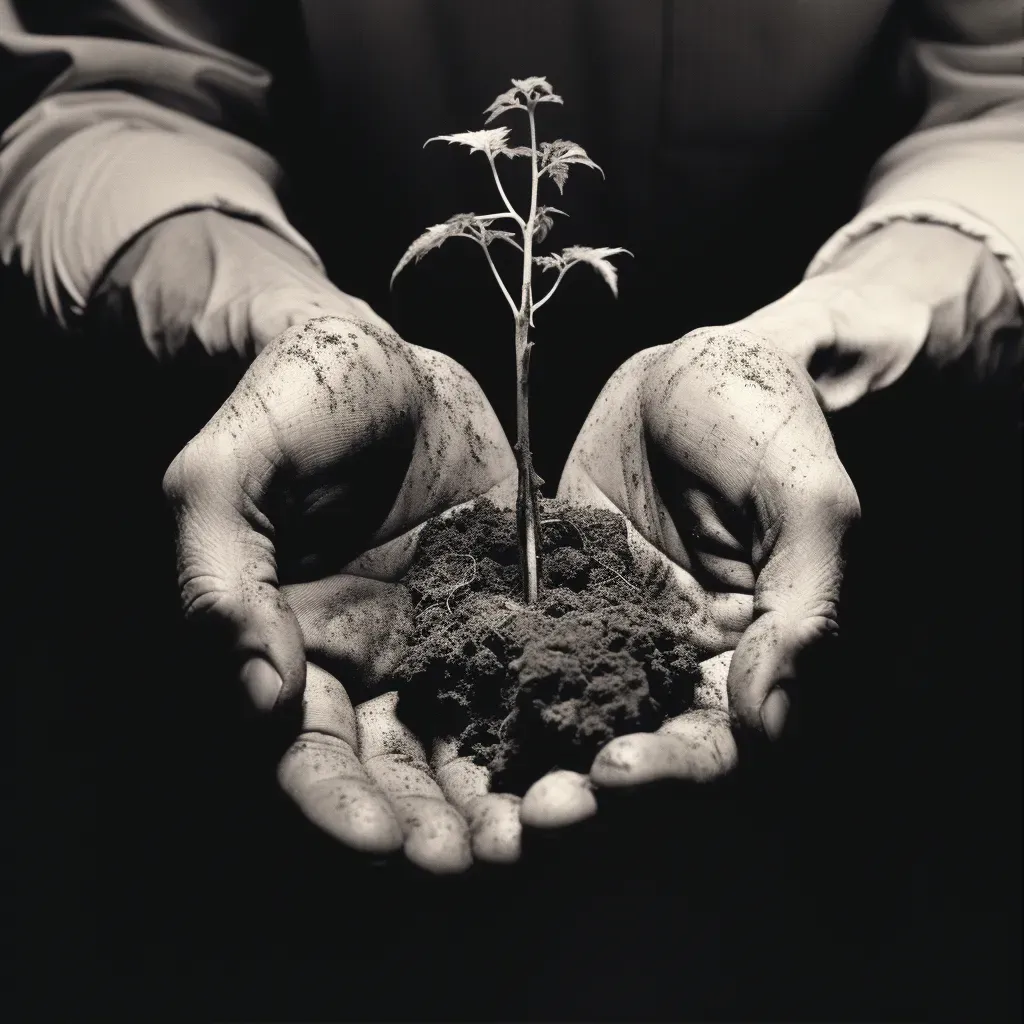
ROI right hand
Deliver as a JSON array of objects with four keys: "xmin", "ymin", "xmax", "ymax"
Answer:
[
  {"xmin": 96, "ymin": 210, "xmax": 525, "ymax": 870},
  {"xmin": 161, "ymin": 312, "xmax": 523, "ymax": 872}
]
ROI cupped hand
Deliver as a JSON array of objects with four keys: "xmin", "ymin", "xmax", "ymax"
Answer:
[
  {"xmin": 162, "ymin": 314, "xmax": 522, "ymax": 871},
  {"xmin": 531, "ymin": 327, "xmax": 860, "ymax": 821}
]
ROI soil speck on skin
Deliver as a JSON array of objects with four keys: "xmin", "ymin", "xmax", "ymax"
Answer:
[{"xmin": 393, "ymin": 498, "xmax": 700, "ymax": 795}]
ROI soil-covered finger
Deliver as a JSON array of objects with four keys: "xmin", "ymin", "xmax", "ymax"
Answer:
[
  {"xmin": 277, "ymin": 733, "xmax": 403, "ymax": 853},
  {"xmin": 389, "ymin": 795, "xmax": 472, "ymax": 874},
  {"xmin": 520, "ymin": 770, "xmax": 597, "ymax": 829},
  {"xmin": 465, "ymin": 793, "xmax": 522, "ymax": 864},
  {"xmin": 434, "ymin": 752, "xmax": 490, "ymax": 810},
  {"xmin": 356, "ymin": 691, "xmax": 428, "ymax": 762},
  {"xmin": 694, "ymin": 650, "xmax": 733, "ymax": 710},
  {"xmin": 589, "ymin": 709, "xmax": 737, "ymax": 787},
  {"xmin": 364, "ymin": 750, "xmax": 473, "ymax": 873},
  {"xmin": 356, "ymin": 697, "xmax": 472, "ymax": 872}
]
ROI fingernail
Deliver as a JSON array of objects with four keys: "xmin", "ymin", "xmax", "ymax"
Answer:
[
  {"xmin": 240, "ymin": 657, "xmax": 283, "ymax": 712},
  {"xmin": 760, "ymin": 688, "xmax": 790, "ymax": 741}
]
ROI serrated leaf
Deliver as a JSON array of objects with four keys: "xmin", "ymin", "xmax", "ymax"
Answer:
[
  {"xmin": 547, "ymin": 162, "xmax": 570, "ymax": 194},
  {"xmin": 487, "ymin": 77, "xmax": 564, "ymax": 121},
  {"xmin": 512, "ymin": 76, "xmax": 554, "ymax": 95},
  {"xmin": 533, "ymin": 254, "xmax": 565, "ymax": 273},
  {"xmin": 560, "ymin": 245, "xmax": 632, "ymax": 296},
  {"xmin": 532, "ymin": 206, "xmax": 567, "ymax": 244},
  {"xmin": 484, "ymin": 86, "xmax": 524, "ymax": 123},
  {"xmin": 425, "ymin": 126, "xmax": 511, "ymax": 157},
  {"xmin": 481, "ymin": 227, "xmax": 523, "ymax": 251},
  {"xmin": 391, "ymin": 213, "xmax": 476, "ymax": 286},
  {"xmin": 498, "ymin": 145, "xmax": 534, "ymax": 159},
  {"xmin": 536, "ymin": 139, "xmax": 603, "ymax": 194}
]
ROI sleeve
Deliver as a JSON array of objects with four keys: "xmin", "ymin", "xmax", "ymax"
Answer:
[
  {"xmin": 805, "ymin": 0, "xmax": 1024, "ymax": 305},
  {"xmin": 0, "ymin": 0, "xmax": 322, "ymax": 329}
]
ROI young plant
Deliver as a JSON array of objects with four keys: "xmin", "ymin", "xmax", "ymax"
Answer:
[{"xmin": 392, "ymin": 76, "xmax": 629, "ymax": 604}]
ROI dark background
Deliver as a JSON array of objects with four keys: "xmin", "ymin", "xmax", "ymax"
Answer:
[
  {"xmin": 9, "ymin": 242, "xmax": 1021, "ymax": 1022},
  {"xmin": 7, "ymin": 6, "xmax": 1022, "ymax": 1015}
]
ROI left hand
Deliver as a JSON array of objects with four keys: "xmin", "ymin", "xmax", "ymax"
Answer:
[
  {"xmin": 737, "ymin": 221, "xmax": 1021, "ymax": 410},
  {"xmin": 529, "ymin": 327, "xmax": 860, "ymax": 824}
]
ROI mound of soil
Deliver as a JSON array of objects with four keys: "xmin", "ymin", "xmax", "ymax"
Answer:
[{"xmin": 392, "ymin": 498, "xmax": 701, "ymax": 795}]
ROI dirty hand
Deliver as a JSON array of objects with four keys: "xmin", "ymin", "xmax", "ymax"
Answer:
[
  {"xmin": 162, "ymin": 313, "xmax": 521, "ymax": 872},
  {"xmin": 735, "ymin": 221, "xmax": 1021, "ymax": 411},
  {"xmin": 541, "ymin": 327, "xmax": 860, "ymax": 818}
]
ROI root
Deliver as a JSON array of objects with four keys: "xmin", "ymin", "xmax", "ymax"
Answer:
[{"xmin": 539, "ymin": 517, "xmax": 640, "ymax": 592}]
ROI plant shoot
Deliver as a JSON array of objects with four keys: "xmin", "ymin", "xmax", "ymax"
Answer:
[{"xmin": 392, "ymin": 76, "xmax": 629, "ymax": 603}]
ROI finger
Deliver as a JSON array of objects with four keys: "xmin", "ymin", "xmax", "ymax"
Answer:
[
  {"xmin": 357, "ymin": 692, "xmax": 472, "ymax": 873},
  {"xmin": 163, "ymin": 319, "xmax": 425, "ymax": 710},
  {"xmin": 730, "ymin": 443, "xmax": 860, "ymax": 741},
  {"xmin": 433, "ymin": 740, "xmax": 522, "ymax": 864},
  {"xmin": 694, "ymin": 649, "xmax": 733, "ymax": 710},
  {"xmin": 813, "ymin": 362, "xmax": 877, "ymax": 412},
  {"xmin": 163, "ymin": 416, "xmax": 306, "ymax": 711},
  {"xmin": 590, "ymin": 709, "xmax": 738, "ymax": 788},
  {"xmin": 626, "ymin": 521, "xmax": 750, "ymax": 656},
  {"xmin": 520, "ymin": 770, "xmax": 598, "ymax": 829},
  {"xmin": 277, "ymin": 662, "xmax": 404, "ymax": 853}
]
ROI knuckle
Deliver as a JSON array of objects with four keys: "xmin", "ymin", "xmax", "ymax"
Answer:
[{"xmin": 162, "ymin": 434, "xmax": 218, "ymax": 506}]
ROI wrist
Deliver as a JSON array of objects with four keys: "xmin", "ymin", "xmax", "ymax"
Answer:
[
  {"xmin": 810, "ymin": 221, "xmax": 1022, "ymax": 369},
  {"xmin": 88, "ymin": 209, "xmax": 387, "ymax": 365}
]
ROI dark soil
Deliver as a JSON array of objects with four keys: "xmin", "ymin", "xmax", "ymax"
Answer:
[{"xmin": 393, "ymin": 498, "xmax": 701, "ymax": 795}]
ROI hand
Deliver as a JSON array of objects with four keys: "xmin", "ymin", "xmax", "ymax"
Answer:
[
  {"xmin": 163, "ymin": 314, "xmax": 522, "ymax": 872},
  {"xmin": 540, "ymin": 327, "xmax": 859, "ymax": 816},
  {"xmin": 737, "ymin": 221, "xmax": 1021, "ymax": 410}
]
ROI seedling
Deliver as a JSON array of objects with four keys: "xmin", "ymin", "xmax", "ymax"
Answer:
[{"xmin": 392, "ymin": 76, "xmax": 629, "ymax": 604}]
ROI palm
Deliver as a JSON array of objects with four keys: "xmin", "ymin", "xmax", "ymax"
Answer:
[{"xmin": 557, "ymin": 327, "xmax": 859, "ymax": 785}]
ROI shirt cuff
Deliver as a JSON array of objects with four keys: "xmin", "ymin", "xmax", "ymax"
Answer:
[
  {"xmin": 805, "ymin": 199, "xmax": 1024, "ymax": 308},
  {"xmin": 0, "ymin": 120, "xmax": 323, "ymax": 327}
]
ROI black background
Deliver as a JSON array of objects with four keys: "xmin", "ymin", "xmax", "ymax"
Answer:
[
  {"xmin": 8, "ymin": 243, "xmax": 1021, "ymax": 1022},
  {"xmin": 7, "ymin": 6, "xmax": 1022, "ymax": 1014}
]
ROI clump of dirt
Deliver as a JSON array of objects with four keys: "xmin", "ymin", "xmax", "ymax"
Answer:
[{"xmin": 392, "ymin": 498, "xmax": 701, "ymax": 795}]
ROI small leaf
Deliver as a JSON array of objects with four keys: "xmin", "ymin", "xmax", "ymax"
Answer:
[
  {"xmin": 511, "ymin": 76, "xmax": 554, "ymax": 95},
  {"xmin": 539, "ymin": 139, "xmax": 604, "ymax": 194},
  {"xmin": 533, "ymin": 254, "xmax": 565, "ymax": 273},
  {"xmin": 487, "ymin": 77, "xmax": 563, "ymax": 121},
  {"xmin": 425, "ymin": 126, "xmax": 511, "ymax": 157},
  {"xmin": 498, "ymin": 145, "xmax": 534, "ymax": 159},
  {"xmin": 510, "ymin": 76, "xmax": 563, "ymax": 106},
  {"xmin": 547, "ymin": 162, "xmax": 569, "ymax": 194},
  {"xmin": 480, "ymin": 227, "xmax": 523, "ymax": 252},
  {"xmin": 560, "ymin": 245, "xmax": 632, "ymax": 297},
  {"xmin": 532, "ymin": 206, "xmax": 567, "ymax": 244},
  {"xmin": 484, "ymin": 86, "xmax": 524, "ymax": 123},
  {"xmin": 391, "ymin": 213, "xmax": 476, "ymax": 286}
]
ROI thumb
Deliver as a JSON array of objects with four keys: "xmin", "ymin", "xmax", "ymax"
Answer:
[
  {"xmin": 728, "ymin": 455, "xmax": 860, "ymax": 741},
  {"xmin": 163, "ymin": 428, "xmax": 306, "ymax": 712},
  {"xmin": 812, "ymin": 358, "xmax": 877, "ymax": 412}
]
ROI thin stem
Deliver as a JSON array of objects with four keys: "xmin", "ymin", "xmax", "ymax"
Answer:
[
  {"xmin": 476, "ymin": 239, "xmax": 519, "ymax": 316},
  {"xmin": 510, "ymin": 102, "xmax": 544, "ymax": 604},
  {"xmin": 531, "ymin": 263, "xmax": 573, "ymax": 313},
  {"xmin": 486, "ymin": 155, "xmax": 524, "ymax": 227},
  {"xmin": 474, "ymin": 212, "xmax": 519, "ymax": 223},
  {"xmin": 520, "ymin": 105, "xmax": 540, "ymax": 321}
]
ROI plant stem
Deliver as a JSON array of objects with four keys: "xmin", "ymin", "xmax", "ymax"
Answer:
[
  {"xmin": 514, "ymin": 313, "xmax": 541, "ymax": 604},
  {"xmin": 513, "ymin": 103, "xmax": 543, "ymax": 605}
]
